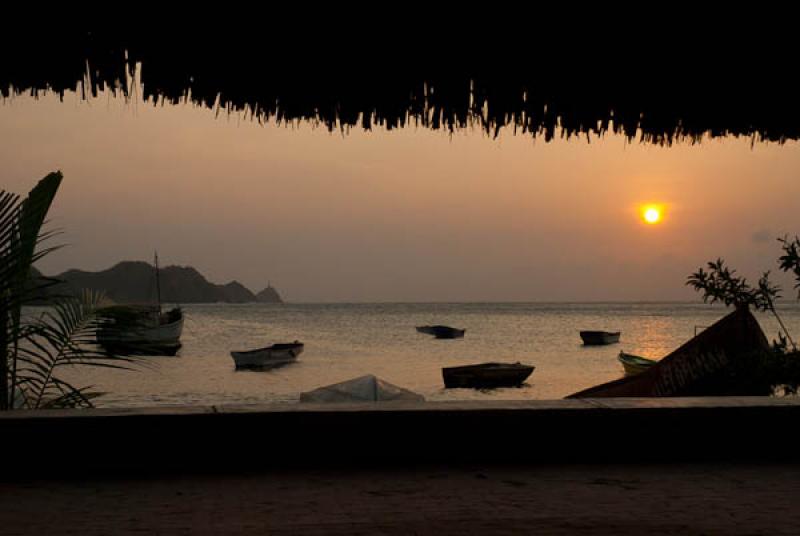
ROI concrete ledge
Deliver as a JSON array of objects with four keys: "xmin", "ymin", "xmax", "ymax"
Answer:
[{"xmin": 1, "ymin": 397, "xmax": 798, "ymax": 473}]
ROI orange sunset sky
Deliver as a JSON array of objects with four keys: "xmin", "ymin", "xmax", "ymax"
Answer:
[{"xmin": 2, "ymin": 89, "xmax": 800, "ymax": 302}]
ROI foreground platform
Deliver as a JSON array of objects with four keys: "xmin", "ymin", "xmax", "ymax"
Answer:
[{"xmin": 3, "ymin": 398, "xmax": 800, "ymax": 534}]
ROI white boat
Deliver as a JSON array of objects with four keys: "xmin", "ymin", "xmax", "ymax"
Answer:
[
  {"xmin": 230, "ymin": 341, "xmax": 304, "ymax": 369},
  {"xmin": 97, "ymin": 305, "xmax": 184, "ymax": 355},
  {"xmin": 96, "ymin": 252, "xmax": 184, "ymax": 355},
  {"xmin": 300, "ymin": 374, "xmax": 424, "ymax": 403}
]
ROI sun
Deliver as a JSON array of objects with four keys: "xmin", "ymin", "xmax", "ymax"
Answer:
[
  {"xmin": 644, "ymin": 208, "xmax": 660, "ymax": 223},
  {"xmin": 641, "ymin": 205, "xmax": 663, "ymax": 224}
]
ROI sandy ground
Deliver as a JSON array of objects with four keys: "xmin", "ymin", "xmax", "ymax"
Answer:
[{"xmin": 2, "ymin": 463, "xmax": 800, "ymax": 535}]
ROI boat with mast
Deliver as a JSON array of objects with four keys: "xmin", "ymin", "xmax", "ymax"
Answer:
[{"xmin": 96, "ymin": 252, "xmax": 184, "ymax": 355}]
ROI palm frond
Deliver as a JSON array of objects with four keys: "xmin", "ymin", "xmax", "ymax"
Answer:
[
  {"xmin": 15, "ymin": 291, "xmax": 141, "ymax": 409},
  {"xmin": 4, "ymin": 172, "xmax": 142, "ymax": 411},
  {"xmin": 2, "ymin": 172, "xmax": 63, "ymax": 409},
  {"xmin": 39, "ymin": 380, "xmax": 102, "ymax": 410}
]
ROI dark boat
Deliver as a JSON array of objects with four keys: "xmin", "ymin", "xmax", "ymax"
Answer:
[
  {"xmin": 416, "ymin": 325, "xmax": 466, "ymax": 339},
  {"xmin": 580, "ymin": 330, "xmax": 621, "ymax": 345},
  {"xmin": 230, "ymin": 341, "xmax": 304, "ymax": 369},
  {"xmin": 442, "ymin": 362, "xmax": 534, "ymax": 389}
]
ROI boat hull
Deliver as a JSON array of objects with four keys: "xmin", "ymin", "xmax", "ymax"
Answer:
[
  {"xmin": 442, "ymin": 362, "xmax": 534, "ymax": 389},
  {"xmin": 231, "ymin": 343, "xmax": 304, "ymax": 369},
  {"xmin": 97, "ymin": 315, "xmax": 184, "ymax": 355},
  {"xmin": 417, "ymin": 325, "xmax": 466, "ymax": 339},
  {"xmin": 580, "ymin": 331, "xmax": 620, "ymax": 345},
  {"xmin": 618, "ymin": 352, "xmax": 657, "ymax": 376}
]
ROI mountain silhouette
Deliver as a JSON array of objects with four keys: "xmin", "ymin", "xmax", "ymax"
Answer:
[{"xmin": 37, "ymin": 261, "xmax": 283, "ymax": 304}]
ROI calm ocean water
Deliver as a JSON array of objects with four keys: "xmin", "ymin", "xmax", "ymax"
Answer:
[{"xmin": 60, "ymin": 302, "xmax": 800, "ymax": 408}]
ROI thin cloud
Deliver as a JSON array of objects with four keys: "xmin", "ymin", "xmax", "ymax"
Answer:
[{"xmin": 752, "ymin": 229, "xmax": 773, "ymax": 244}]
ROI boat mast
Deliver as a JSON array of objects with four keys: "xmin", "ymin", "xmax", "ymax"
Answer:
[{"xmin": 154, "ymin": 250, "xmax": 162, "ymax": 314}]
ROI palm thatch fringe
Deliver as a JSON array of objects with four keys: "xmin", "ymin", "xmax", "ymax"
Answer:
[{"xmin": 2, "ymin": 29, "xmax": 798, "ymax": 145}]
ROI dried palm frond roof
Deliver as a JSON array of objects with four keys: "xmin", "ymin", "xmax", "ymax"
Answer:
[{"xmin": 2, "ymin": 26, "xmax": 798, "ymax": 145}]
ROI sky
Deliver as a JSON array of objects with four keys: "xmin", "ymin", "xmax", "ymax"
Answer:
[{"xmin": 2, "ymin": 89, "xmax": 800, "ymax": 302}]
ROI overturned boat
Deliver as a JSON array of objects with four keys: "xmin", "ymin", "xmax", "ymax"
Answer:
[
  {"xmin": 442, "ymin": 362, "xmax": 534, "ymax": 389},
  {"xmin": 569, "ymin": 306, "xmax": 771, "ymax": 398},
  {"xmin": 300, "ymin": 375, "xmax": 424, "ymax": 403},
  {"xmin": 416, "ymin": 325, "xmax": 466, "ymax": 339}
]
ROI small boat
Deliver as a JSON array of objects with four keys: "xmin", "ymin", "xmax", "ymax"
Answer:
[
  {"xmin": 416, "ymin": 325, "xmax": 466, "ymax": 339},
  {"xmin": 230, "ymin": 341, "xmax": 304, "ymax": 369},
  {"xmin": 580, "ymin": 330, "xmax": 621, "ymax": 345},
  {"xmin": 442, "ymin": 362, "xmax": 534, "ymax": 389},
  {"xmin": 618, "ymin": 351, "xmax": 657, "ymax": 376}
]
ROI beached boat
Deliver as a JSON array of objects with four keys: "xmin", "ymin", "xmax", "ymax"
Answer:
[
  {"xmin": 442, "ymin": 362, "xmax": 534, "ymax": 389},
  {"xmin": 416, "ymin": 325, "xmax": 466, "ymax": 339},
  {"xmin": 580, "ymin": 330, "xmax": 621, "ymax": 345},
  {"xmin": 300, "ymin": 374, "xmax": 424, "ymax": 403},
  {"xmin": 230, "ymin": 341, "xmax": 304, "ymax": 369},
  {"xmin": 618, "ymin": 351, "xmax": 657, "ymax": 376},
  {"xmin": 96, "ymin": 253, "xmax": 183, "ymax": 355}
]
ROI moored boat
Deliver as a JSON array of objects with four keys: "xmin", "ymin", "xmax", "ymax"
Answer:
[
  {"xmin": 416, "ymin": 325, "xmax": 466, "ymax": 339},
  {"xmin": 580, "ymin": 330, "xmax": 621, "ymax": 345},
  {"xmin": 618, "ymin": 351, "xmax": 657, "ymax": 376},
  {"xmin": 230, "ymin": 341, "xmax": 304, "ymax": 369},
  {"xmin": 442, "ymin": 362, "xmax": 534, "ymax": 389},
  {"xmin": 95, "ymin": 252, "xmax": 184, "ymax": 355},
  {"xmin": 97, "ymin": 305, "xmax": 183, "ymax": 355}
]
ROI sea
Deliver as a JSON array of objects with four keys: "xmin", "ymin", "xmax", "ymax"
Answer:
[{"xmin": 60, "ymin": 302, "xmax": 800, "ymax": 408}]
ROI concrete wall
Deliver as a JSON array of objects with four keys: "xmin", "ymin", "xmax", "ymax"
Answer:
[{"xmin": 1, "ymin": 397, "xmax": 797, "ymax": 475}]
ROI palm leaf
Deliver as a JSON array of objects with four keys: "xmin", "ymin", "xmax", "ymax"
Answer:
[
  {"xmin": 15, "ymin": 291, "xmax": 141, "ymax": 409},
  {"xmin": 1, "ymin": 172, "xmax": 63, "ymax": 409},
  {"xmin": 4, "ymin": 172, "xmax": 143, "ymax": 411}
]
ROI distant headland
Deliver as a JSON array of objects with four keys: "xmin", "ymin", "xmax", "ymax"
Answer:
[{"xmin": 32, "ymin": 261, "xmax": 283, "ymax": 304}]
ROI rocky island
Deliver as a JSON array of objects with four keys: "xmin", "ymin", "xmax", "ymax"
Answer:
[{"xmin": 33, "ymin": 261, "xmax": 283, "ymax": 304}]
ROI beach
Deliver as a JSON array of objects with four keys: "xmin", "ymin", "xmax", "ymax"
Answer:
[{"xmin": 3, "ymin": 463, "xmax": 800, "ymax": 535}]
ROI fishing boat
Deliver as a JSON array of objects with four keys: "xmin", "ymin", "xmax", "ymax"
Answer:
[
  {"xmin": 442, "ymin": 362, "xmax": 534, "ymax": 389},
  {"xmin": 416, "ymin": 325, "xmax": 466, "ymax": 339},
  {"xmin": 230, "ymin": 341, "xmax": 304, "ymax": 369},
  {"xmin": 96, "ymin": 252, "xmax": 184, "ymax": 355},
  {"xmin": 617, "ymin": 351, "xmax": 657, "ymax": 376},
  {"xmin": 580, "ymin": 330, "xmax": 621, "ymax": 345}
]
